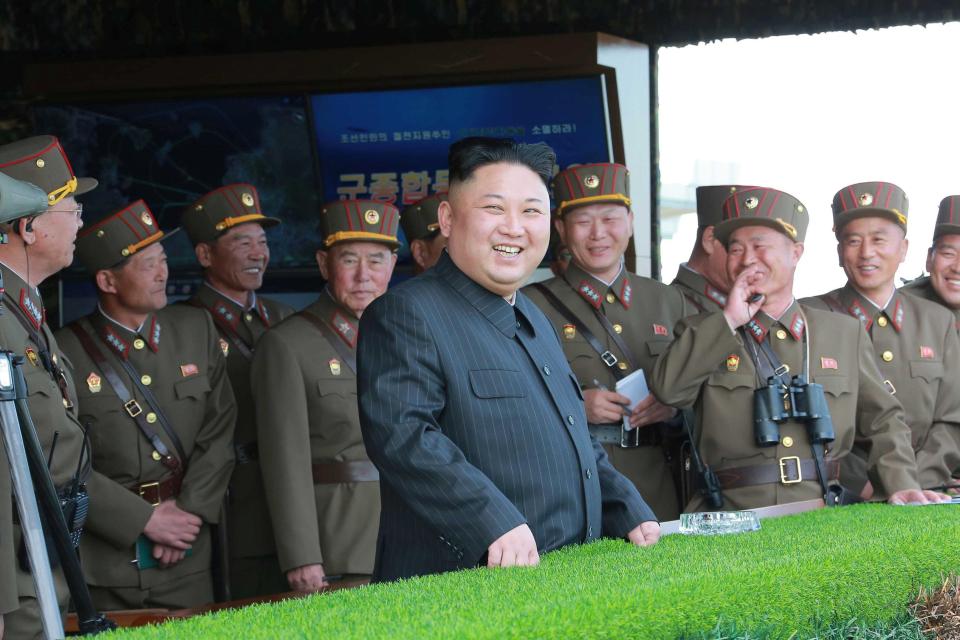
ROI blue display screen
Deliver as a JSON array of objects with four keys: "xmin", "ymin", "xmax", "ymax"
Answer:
[{"xmin": 310, "ymin": 76, "xmax": 611, "ymax": 220}]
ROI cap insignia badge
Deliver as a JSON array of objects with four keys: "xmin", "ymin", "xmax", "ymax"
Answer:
[
  {"xmin": 745, "ymin": 196, "xmax": 759, "ymax": 209},
  {"xmin": 141, "ymin": 212, "xmax": 153, "ymax": 226},
  {"xmin": 859, "ymin": 193, "xmax": 874, "ymax": 206},
  {"xmin": 241, "ymin": 193, "xmax": 255, "ymax": 206},
  {"xmin": 364, "ymin": 209, "xmax": 380, "ymax": 225},
  {"xmin": 584, "ymin": 175, "xmax": 600, "ymax": 189}
]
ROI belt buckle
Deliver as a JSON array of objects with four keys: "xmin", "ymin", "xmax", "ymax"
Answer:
[
  {"xmin": 124, "ymin": 399, "xmax": 143, "ymax": 418},
  {"xmin": 779, "ymin": 456, "xmax": 802, "ymax": 484},
  {"xmin": 138, "ymin": 481, "xmax": 161, "ymax": 506},
  {"xmin": 601, "ymin": 351, "xmax": 618, "ymax": 367}
]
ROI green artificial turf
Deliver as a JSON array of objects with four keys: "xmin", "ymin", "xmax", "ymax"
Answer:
[{"xmin": 109, "ymin": 504, "xmax": 960, "ymax": 639}]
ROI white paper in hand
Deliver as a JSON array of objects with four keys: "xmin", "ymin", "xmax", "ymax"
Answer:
[{"xmin": 614, "ymin": 368, "xmax": 649, "ymax": 431}]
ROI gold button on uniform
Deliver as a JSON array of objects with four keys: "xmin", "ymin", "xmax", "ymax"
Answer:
[
  {"xmin": 152, "ymin": 450, "xmax": 162, "ymax": 461},
  {"xmin": 877, "ymin": 316, "xmax": 888, "ymax": 327},
  {"xmin": 613, "ymin": 323, "xmax": 623, "ymax": 334},
  {"xmin": 782, "ymin": 436, "xmax": 794, "ymax": 448},
  {"xmin": 606, "ymin": 293, "xmax": 616, "ymax": 304},
  {"xmin": 244, "ymin": 313, "xmax": 253, "ymax": 322},
  {"xmin": 133, "ymin": 338, "xmax": 145, "ymax": 350},
  {"xmin": 617, "ymin": 361, "xmax": 629, "ymax": 370},
  {"xmin": 141, "ymin": 374, "xmax": 152, "ymax": 386},
  {"xmin": 776, "ymin": 329, "xmax": 787, "ymax": 340},
  {"xmin": 146, "ymin": 412, "xmax": 157, "ymax": 424},
  {"xmin": 881, "ymin": 350, "xmax": 894, "ymax": 362}
]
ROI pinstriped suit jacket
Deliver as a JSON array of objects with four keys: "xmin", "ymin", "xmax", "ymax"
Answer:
[{"xmin": 358, "ymin": 253, "xmax": 655, "ymax": 582}]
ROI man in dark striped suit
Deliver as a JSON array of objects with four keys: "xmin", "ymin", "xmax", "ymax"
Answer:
[{"xmin": 358, "ymin": 138, "xmax": 659, "ymax": 582}]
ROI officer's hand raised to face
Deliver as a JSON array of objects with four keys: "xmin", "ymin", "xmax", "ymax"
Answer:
[
  {"xmin": 142, "ymin": 499, "xmax": 202, "ymax": 550},
  {"xmin": 723, "ymin": 265, "xmax": 765, "ymax": 332},
  {"xmin": 487, "ymin": 523, "xmax": 539, "ymax": 568}
]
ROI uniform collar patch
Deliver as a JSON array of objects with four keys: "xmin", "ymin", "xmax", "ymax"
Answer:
[
  {"xmin": 257, "ymin": 299, "xmax": 271, "ymax": 328},
  {"xmin": 331, "ymin": 311, "xmax": 358, "ymax": 348},
  {"xmin": 705, "ymin": 285, "xmax": 727, "ymax": 307},
  {"xmin": 745, "ymin": 319, "xmax": 767, "ymax": 343},
  {"xmin": 890, "ymin": 298, "xmax": 904, "ymax": 332},
  {"xmin": 577, "ymin": 281, "xmax": 602, "ymax": 309},
  {"xmin": 619, "ymin": 279, "xmax": 632, "ymax": 310},
  {"xmin": 788, "ymin": 313, "xmax": 805, "ymax": 341},
  {"xmin": 213, "ymin": 302, "xmax": 240, "ymax": 329},
  {"xmin": 18, "ymin": 289, "xmax": 43, "ymax": 330},
  {"xmin": 146, "ymin": 316, "xmax": 161, "ymax": 352},
  {"xmin": 100, "ymin": 324, "xmax": 130, "ymax": 360},
  {"xmin": 847, "ymin": 300, "xmax": 873, "ymax": 331}
]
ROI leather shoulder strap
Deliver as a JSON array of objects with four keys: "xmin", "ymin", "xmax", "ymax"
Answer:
[
  {"xmin": 530, "ymin": 282, "xmax": 627, "ymax": 379},
  {"xmin": 300, "ymin": 310, "xmax": 357, "ymax": 375},
  {"xmin": 68, "ymin": 322, "xmax": 183, "ymax": 472}
]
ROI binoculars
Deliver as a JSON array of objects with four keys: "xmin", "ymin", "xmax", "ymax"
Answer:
[{"xmin": 753, "ymin": 375, "xmax": 835, "ymax": 447}]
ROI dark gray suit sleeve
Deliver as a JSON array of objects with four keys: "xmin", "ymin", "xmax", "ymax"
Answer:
[
  {"xmin": 593, "ymin": 439, "xmax": 659, "ymax": 534},
  {"xmin": 358, "ymin": 293, "xmax": 527, "ymax": 563}
]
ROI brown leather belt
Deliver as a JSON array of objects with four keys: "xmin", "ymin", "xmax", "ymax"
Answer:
[
  {"xmin": 132, "ymin": 475, "xmax": 183, "ymax": 506},
  {"xmin": 312, "ymin": 460, "xmax": 380, "ymax": 484},
  {"xmin": 712, "ymin": 457, "xmax": 839, "ymax": 491}
]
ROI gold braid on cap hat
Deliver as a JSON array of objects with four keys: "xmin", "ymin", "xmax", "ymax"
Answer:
[
  {"xmin": 47, "ymin": 176, "xmax": 78, "ymax": 205},
  {"xmin": 775, "ymin": 218, "xmax": 798, "ymax": 240},
  {"xmin": 214, "ymin": 213, "xmax": 269, "ymax": 232},
  {"xmin": 325, "ymin": 230, "xmax": 398, "ymax": 247}
]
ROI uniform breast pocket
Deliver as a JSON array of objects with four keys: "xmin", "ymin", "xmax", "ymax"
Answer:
[
  {"xmin": 174, "ymin": 375, "xmax": 211, "ymax": 402},
  {"xmin": 645, "ymin": 339, "xmax": 671, "ymax": 358},
  {"xmin": 909, "ymin": 360, "xmax": 944, "ymax": 384},
  {"xmin": 814, "ymin": 374, "xmax": 854, "ymax": 452}
]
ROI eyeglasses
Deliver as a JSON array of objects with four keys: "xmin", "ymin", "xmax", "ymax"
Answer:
[{"xmin": 47, "ymin": 203, "xmax": 83, "ymax": 220}]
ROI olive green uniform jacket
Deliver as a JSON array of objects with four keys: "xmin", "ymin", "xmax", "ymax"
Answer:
[
  {"xmin": 251, "ymin": 290, "xmax": 379, "ymax": 576},
  {"xmin": 650, "ymin": 302, "xmax": 920, "ymax": 511},
  {"xmin": 523, "ymin": 263, "xmax": 688, "ymax": 520},
  {"xmin": 802, "ymin": 285, "xmax": 960, "ymax": 491},
  {"xmin": 184, "ymin": 284, "xmax": 294, "ymax": 594},
  {"xmin": 0, "ymin": 263, "xmax": 87, "ymax": 634},
  {"xmin": 902, "ymin": 276, "xmax": 960, "ymax": 332},
  {"xmin": 55, "ymin": 305, "xmax": 236, "ymax": 603},
  {"xmin": 670, "ymin": 263, "xmax": 728, "ymax": 313}
]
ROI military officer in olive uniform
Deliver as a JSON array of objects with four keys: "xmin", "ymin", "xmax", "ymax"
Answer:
[
  {"xmin": 400, "ymin": 193, "xmax": 447, "ymax": 274},
  {"xmin": 902, "ymin": 195, "xmax": 960, "ymax": 330},
  {"xmin": 0, "ymin": 135, "xmax": 93, "ymax": 638},
  {"xmin": 181, "ymin": 184, "xmax": 294, "ymax": 598},
  {"xmin": 252, "ymin": 200, "xmax": 398, "ymax": 591},
  {"xmin": 651, "ymin": 186, "xmax": 944, "ymax": 511},
  {"xmin": 671, "ymin": 185, "xmax": 747, "ymax": 313},
  {"xmin": 523, "ymin": 163, "xmax": 688, "ymax": 520},
  {"xmin": 55, "ymin": 200, "xmax": 237, "ymax": 610},
  {"xmin": 802, "ymin": 182, "xmax": 960, "ymax": 496}
]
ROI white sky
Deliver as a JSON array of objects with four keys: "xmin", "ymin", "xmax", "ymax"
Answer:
[{"xmin": 657, "ymin": 21, "xmax": 960, "ymax": 297}]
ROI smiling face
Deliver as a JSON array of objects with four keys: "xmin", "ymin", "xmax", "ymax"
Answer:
[
  {"xmin": 837, "ymin": 216, "xmax": 908, "ymax": 304},
  {"xmin": 439, "ymin": 162, "xmax": 550, "ymax": 298},
  {"xmin": 726, "ymin": 225, "xmax": 803, "ymax": 302},
  {"xmin": 927, "ymin": 234, "xmax": 960, "ymax": 309},
  {"xmin": 197, "ymin": 222, "xmax": 270, "ymax": 302},
  {"xmin": 317, "ymin": 241, "xmax": 397, "ymax": 317},
  {"xmin": 101, "ymin": 242, "xmax": 169, "ymax": 313},
  {"xmin": 556, "ymin": 202, "xmax": 632, "ymax": 282}
]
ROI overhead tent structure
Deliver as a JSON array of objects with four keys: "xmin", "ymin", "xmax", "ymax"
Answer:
[{"xmin": 1, "ymin": 1, "xmax": 954, "ymax": 286}]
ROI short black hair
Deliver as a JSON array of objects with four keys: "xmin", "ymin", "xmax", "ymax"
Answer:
[{"xmin": 448, "ymin": 137, "xmax": 556, "ymax": 188}]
